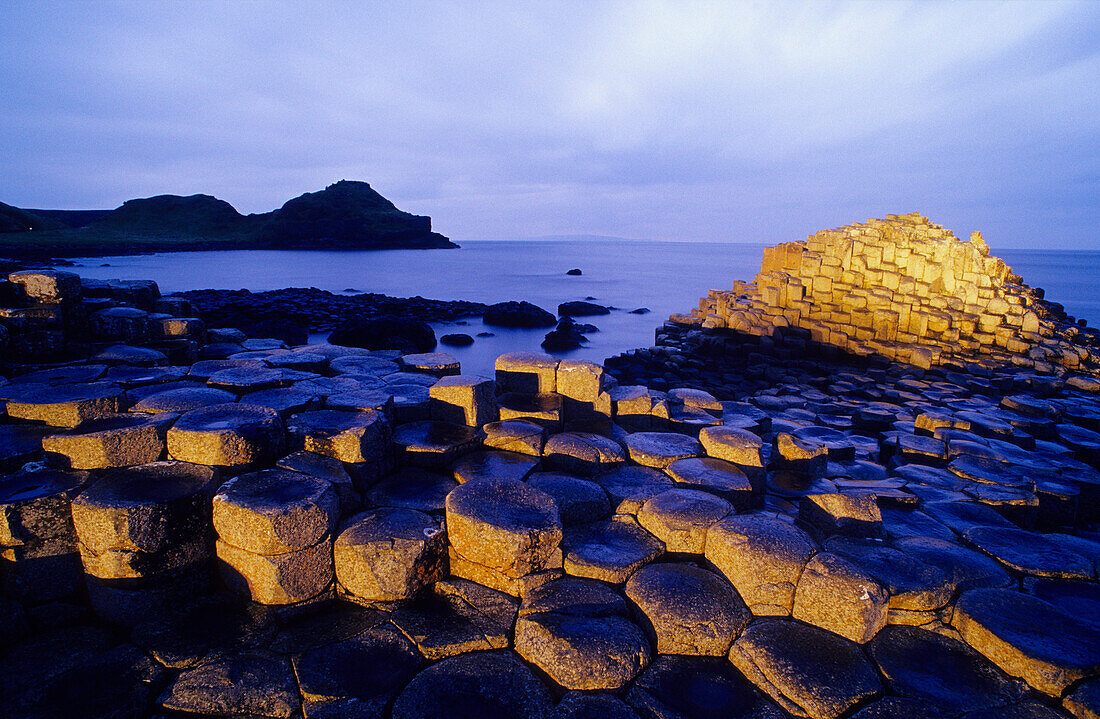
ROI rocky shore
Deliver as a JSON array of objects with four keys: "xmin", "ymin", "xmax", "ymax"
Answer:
[{"xmin": 1, "ymin": 215, "xmax": 1099, "ymax": 719}]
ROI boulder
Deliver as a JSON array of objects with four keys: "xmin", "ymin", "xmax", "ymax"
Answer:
[
  {"xmin": 483, "ymin": 301, "xmax": 557, "ymax": 328},
  {"xmin": 558, "ymin": 301, "xmax": 610, "ymax": 316}
]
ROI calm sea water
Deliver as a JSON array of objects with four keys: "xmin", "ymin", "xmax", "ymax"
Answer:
[{"xmin": 69, "ymin": 241, "xmax": 1100, "ymax": 377}]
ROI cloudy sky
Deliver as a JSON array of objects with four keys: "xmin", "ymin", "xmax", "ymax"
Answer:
[{"xmin": 1, "ymin": 1, "xmax": 1097, "ymax": 247}]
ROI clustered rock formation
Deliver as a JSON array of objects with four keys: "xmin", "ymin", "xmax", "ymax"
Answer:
[
  {"xmin": 679, "ymin": 213, "xmax": 1096, "ymax": 373},
  {"xmin": 2, "ymin": 221, "xmax": 1100, "ymax": 719}
]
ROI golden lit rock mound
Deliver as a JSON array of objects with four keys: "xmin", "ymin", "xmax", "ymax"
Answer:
[{"xmin": 677, "ymin": 213, "xmax": 1087, "ymax": 372}]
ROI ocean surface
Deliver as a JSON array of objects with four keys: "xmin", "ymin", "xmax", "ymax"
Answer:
[{"xmin": 68, "ymin": 241, "xmax": 1100, "ymax": 377}]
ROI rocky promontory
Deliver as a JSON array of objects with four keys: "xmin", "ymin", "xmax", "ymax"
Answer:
[{"xmin": 0, "ymin": 180, "xmax": 456, "ymax": 257}]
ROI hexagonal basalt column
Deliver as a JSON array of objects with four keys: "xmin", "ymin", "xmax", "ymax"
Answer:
[
  {"xmin": 429, "ymin": 374, "xmax": 498, "ymax": 427},
  {"xmin": 42, "ymin": 413, "xmax": 173, "ymax": 469},
  {"xmin": 167, "ymin": 403, "xmax": 284, "ymax": 467},
  {"xmin": 495, "ymin": 352, "xmax": 560, "ymax": 394},
  {"xmin": 6, "ymin": 381, "xmax": 125, "ymax": 427},
  {"xmin": 287, "ymin": 409, "xmax": 392, "ymax": 465},
  {"xmin": 334, "ymin": 507, "xmax": 446, "ymax": 602}
]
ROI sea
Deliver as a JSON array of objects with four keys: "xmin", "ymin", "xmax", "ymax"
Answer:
[{"xmin": 67, "ymin": 241, "xmax": 1100, "ymax": 378}]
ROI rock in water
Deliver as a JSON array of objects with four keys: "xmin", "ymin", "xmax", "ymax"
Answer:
[{"xmin": 483, "ymin": 301, "xmax": 557, "ymax": 328}]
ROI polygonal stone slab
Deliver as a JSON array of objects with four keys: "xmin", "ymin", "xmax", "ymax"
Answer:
[
  {"xmin": 401, "ymin": 352, "xmax": 461, "ymax": 377},
  {"xmin": 159, "ymin": 652, "xmax": 300, "ymax": 718},
  {"xmin": 287, "ymin": 409, "xmax": 391, "ymax": 464},
  {"xmin": 365, "ymin": 468, "xmax": 457, "ymax": 514},
  {"xmin": 213, "ymin": 469, "xmax": 338, "ymax": 555},
  {"xmin": 0, "ymin": 467, "xmax": 90, "ymax": 550},
  {"xmin": 792, "ymin": 552, "xmax": 889, "ymax": 644},
  {"xmin": 446, "ymin": 476, "xmax": 562, "ymax": 578},
  {"xmin": 334, "ymin": 507, "xmax": 445, "ymax": 602},
  {"xmin": 798, "ymin": 492, "xmax": 884, "ymax": 540},
  {"xmin": 637, "ymin": 488, "xmax": 733, "ymax": 554},
  {"xmin": 705, "ymin": 513, "xmax": 817, "ymax": 616},
  {"xmin": 495, "ymin": 352, "xmax": 560, "ymax": 394},
  {"xmin": 626, "ymin": 655, "xmax": 786, "ymax": 719},
  {"xmin": 952, "ymin": 587, "xmax": 1100, "ymax": 696},
  {"xmin": 390, "ymin": 578, "xmax": 519, "ymax": 659},
  {"xmin": 729, "ymin": 619, "xmax": 882, "ymax": 719},
  {"xmin": 330, "ymin": 355, "xmax": 401, "ymax": 377},
  {"xmin": 429, "ymin": 374, "xmax": 498, "ymax": 427},
  {"xmin": 292, "ymin": 622, "xmax": 423, "ymax": 718},
  {"xmin": 665, "ymin": 456, "xmax": 753, "ymax": 508},
  {"xmin": 594, "ymin": 464, "xmax": 675, "ymax": 514},
  {"xmin": 393, "ymin": 420, "xmax": 481, "ymax": 468},
  {"xmin": 544, "ymin": 431, "xmax": 626, "ymax": 475},
  {"xmin": 826, "ymin": 537, "xmax": 954, "ymax": 612},
  {"xmin": 962, "ymin": 525, "xmax": 1094, "ymax": 579},
  {"xmin": 6, "ymin": 381, "xmax": 124, "ymax": 427},
  {"xmin": 555, "ymin": 692, "xmax": 642, "ymax": 719},
  {"xmin": 868, "ymin": 626, "xmax": 1027, "ymax": 714},
  {"xmin": 562, "ymin": 517, "xmax": 664, "ymax": 583},
  {"xmin": 216, "ymin": 535, "xmax": 333, "ymax": 605},
  {"xmin": 391, "ymin": 650, "xmax": 554, "ymax": 719},
  {"xmin": 482, "ymin": 419, "xmax": 547, "ymax": 457},
  {"xmin": 625, "ymin": 562, "xmax": 750, "ymax": 656},
  {"xmin": 516, "ymin": 577, "xmax": 651, "ymax": 691},
  {"xmin": 8, "ymin": 269, "xmax": 82, "ymax": 301},
  {"xmin": 70, "ymin": 461, "xmax": 219, "ymax": 579},
  {"xmin": 327, "ymin": 389, "xmax": 395, "ymax": 420},
  {"xmin": 243, "ymin": 388, "xmax": 320, "ymax": 418},
  {"xmin": 42, "ymin": 412, "xmax": 171, "ymax": 469},
  {"xmin": 499, "ymin": 392, "xmax": 563, "ymax": 429},
  {"xmin": 452, "ymin": 449, "xmax": 539, "ymax": 484},
  {"xmin": 131, "ymin": 386, "xmax": 237, "ymax": 414},
  {"xmin": 624, "ymin": 431, "xmax": 703, "ymax": 468},
  {"xmin": 528, "ymin": 472, "xmax": 611, "ymax": 525},
  {"xmin": 167, "ymin": 403, "xmax": 284, "ymax": 466},
  {"xmin": 699, "ymin": 425, "xmax": 766, "ymax": 473},
  {"xmin": 892, "ymin": 536, "xmax": 1014, "ymax": 592}
]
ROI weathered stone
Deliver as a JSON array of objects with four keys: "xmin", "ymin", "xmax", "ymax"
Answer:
[
  {"xmin": 562, "ymin": 517, "xmax": 664, "ymax": 583},
  {"xmin": 42, "ymin": 413, "xmax": 170, "ymax": 469},
  {"xmin": 70, "ymin": 461, "xmax": 218, "ymax": 580},
  {"xmin": 516, "ymin": 577, "xmax": 650, "ymax": 691},
  {"xmin": 391, "ymin": 578, "xmax": 518, "ymax": 659},
  {"xmin": 6, "ymin": 381, "xmax": 124, "ymax": 427},
  {"xmin": 131, "ymin": 386, "xmax": 237, "ymax": 414},
  {"xmin": 327, "ymin": 388, "xmax": 395, "ymax": 421},
  {"xmin": 365, "ymin": 467, "xmax": 457, "ymax": 514},
  {"xmin": 287, "ymin": 408, "xmax": 391, "ymax": 464},
  {"xmin": 498, "ymin": 391, "xmax": 564, "ymax": 429},
  {"xmin": 131, "ymin": 594, "xmax": 276, "ymax": 668},
  {"xmin": 798, "ymin": 492, "xmax": 884, "ymax": 540},
  {"xmin": 528, "ymin": 471, "xmax": 610, "ymax": 525},
  {"xmin": 401, "ymin": 351, "xmax": 461, "ymax": 377},
  {"xmin": 730, "ymin": 619, "xmax": 882, "ymax": 719},
  {"xmin": 429, "ymin": 374, "xmax": 498, "ymax": 426},
  {"xmin": 495, "ymin": 351, "xmax": 560, "ymax": 393},
  {"xmin": 393, "ymin": 420, "xmax": 481, "ymax": 467},
  {"xmin": 665, "ymin": 456, "xmax": 753, "ymax": 507},
  {"xmin": 637, "ymin": 488, "xmax": 733, "ymax": 554},
  {"xmin": 626, "ymin": 655, "xmax": 786, "ymax": 719},
  {"xmin": 160, "ymin": 652, "xmax": 300, "ymax": 718},
  {"xmin": 772, "ymin": 432, "xmax": 829, "ymax": 474},
  {"xmin": 8, "ymin": 269, "xmax": 82, "ymax": 302},
  {"xmin": 242, "ymin": 387, "xmax": 320, "ymax": 417},
  {"xmin": 952, "ymin": 588, "xmax": 1100, "ymax": 695},
  {"xmin": 625, "ymin": 431, "xmax": 703, "ymax": 468},
  {"xmin": 216, "ymin": 534, "xmax": 333, "ymax": 604},
  {"xmin": 482, "ymin": 418, "xmax": 546, "ymax": 456},
  {"xmin": 893, "ymin": 536, "xmax": 1014, "ymax": 592},
  {"xmin": 334, "ymin": 507, "xmax": 445, "ymax": 602},
  {"xmin": 213, "ymin": 469, "xmax": 338, "ymax": 555},
  {"xmin": 391, "ymin": 650, "xmax": 554, "ymax": 719},
  {"xmin": 446, "ymin": 476, "xmax": 562, "ymax": 578},
  {"xmin": 869, "ymin": 625, "xmax": 1027, "ymax": 713},
  {"xmin": 705, "ymin": 513, "xmax": 817, "ymax": 616},
  {"xmin": 1064, "ymin": 678, "xmax": 1100, "ymax": 719},
  {"xmin": 104, "ymin": 364, "xmax": 188, "ymax": 388},
  {"xmin": 544, "ymin": 431, "xmax": 627, "ymax": 475},
  {"xmin": 554, "ymin": 692, "xmax": 641, "ymax": 719},
  {"xmin": 452, "ymin": 448, "xmax": 539, "ymax": 484},
  {"xmin": 207, "ymin": 366, "xmax": 289, "ymax": 392},
  {"xmin": 625, "ymin": 562, "xmax": 749, "ymax": 656},
  {"xmin": 167, "ymin": 402, "xmax": 284, "ymax": 466},
  {"xmin": 292, "ymin": 622, "xmax": 423, "ymax": 718},
  {"xmin": 826, "ymin": 537, "xmax": 954, "ymax": 612},
  {"xmin": 595, "ymin": 464, "xmax": 675, "ymax": 514},
  {"xmin": 963, "ymin": 525, "xmax": 1094, "ymax": 579},
  {"xmin": 847, "ymin": 697, "xmax": 943, "ymax": 719},
  {"xmin": 329, "ymin": 354, "xmax": 401, "ymax": 376},
  {"xmin": 793, "ymin": 551, "xmax": 889, "ymax": 644}
]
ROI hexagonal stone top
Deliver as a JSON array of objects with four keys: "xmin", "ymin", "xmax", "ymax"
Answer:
[
  {"xmin": 213, "ymin": 468, "xmax": 338, "ymax": 555},
  {"xmin": 624, "ymin": 432, "xmax": 703, "ymax": 468},
  {"xmin": 132, "ymin": 387, "xmax": 238, "ymax": 414}
]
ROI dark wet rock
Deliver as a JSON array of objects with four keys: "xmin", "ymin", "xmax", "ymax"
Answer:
[
  {"xmin": 625, "ymin": 655, "xmax": 785, "ymax": 719},
  {"xmin": 559, "ymin": 301, "xmax": 610, "ymax": 317},
  {"xmin": 516, "ymin": 577, "xmax": 650, "ymax": 690},
  {"xmin": 629, "ymin": 307, "xmax": 650, "ymax": 314},
  {"xmin": 8, "ymin": 364, "xmax": 108, "ymax": 386},
  {"xmin": 765, "ymin": 471, "xmax": 838, "ymax": 499},
  {"xmin": 0, "ymin": 423, "xmax": 52, "ymax": 471},
  {"xmin": 625, "ymin": 562, "xmax": 750, "ymax": 656},
  {"xmin": 705, "ymin": 513, "xmax": 817, "ymax": 616},
  {"xmin": 543, "ymin": 317, "xmax": 590, "ymax": 351},
  {"xmin": 1064, "ymin": 677, "xmax": 1100, "ymax": 719},
  {"xmin": 441, "ymin": 332, "xmax": 474, "ymax": 346},
  {"xmin": 1023, "ymin": 577, "xmax": 1100, "ymax": 626},
  {"xmin": 566, "ymin": 268, "xmax": 583, "ymax": 275},
  {"xmin": 562, "ymin": 517, "xmax": 664, "ymax": 583},
  {"xmin": 365, "ymin": 467, "xmax": 457, "ymax": 514},
  {"xmin": 520, "ymin": 575, "xmax": 629, "ymax": 618},
  {"xmin": 924, "ymin": 500, "xmax": 1018, "ymax": 534},
  {"xmin": 292, "ymin": 623, "xmax": 423, "ymax": 718},
  {"xmin": 868, "ymin": 625, "xmax": 1027, "ymax": 713},
  {"xmin": 594, "ymin": 464, "xmax": 675, "ymax": 514},
  {"xmin": 952, "ymin": 587, "xmax": 1100, "ymax": 696},
  {"xmin": 390, "ymin": 578, "xmax": 518, "ymax": 659},
  {"xmin": 962, "ymin": 525, "xmax": 1094, "ymax": 579},
  {"xmin": 131, "ymin": 595, "xmax": 276, "ymax": 668},
  {"xmin": 730, "ymin": 619, "xmax": 882, "ymax": 719},
  {"xmin": 848, "ymin": 697, "xmax": 945, "ymax": 719},
  {"xmin": 483, "ymin": 300, "xmax": 557, "ymax": 328},
  {"xmin": 624, "ymin": 431, "xmax": 703, "ymax": 468},
  {"xmin": 528, "ymin": 471, "xmax": 611, "ymax": 525},
  {"xmin": 329, "ymin": 315, "xmax": 437, "ymax": 353},
  {"xmin": 893, "ymin": 536, "xmax": 1014, "ymax": 592},
  {"xmin": 393, "ymin": 420, "xmax": 481, "ymax": 468},
  {"xmin": 963, "ymin": 700, "xmax": 1078, "ymax": 718},
  {"xmin": 269, "ymin": 603, "xmax": 386, "ymax": 655},
  {"xmin": 826, "ymin": 537, "xmax": 954, "ymax": 611},
  {"xmin": 242, "ymin": 386, "xmax": 320, "ymax": 417},
  {"xmin": 159, "ymin": 652, "xmax": 300, "ymax": 718},
  {"xmin": 452, "ymin": 449, "xmax": 540, "ymax": 484},
  {"xmin": 391, "ymin": 650, "xmax": 554, "ymax": 719}
]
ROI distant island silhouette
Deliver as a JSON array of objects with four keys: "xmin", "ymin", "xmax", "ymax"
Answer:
[{"xmin": 0, "ymin": 180, "xmax": 457, "ymax": 256}]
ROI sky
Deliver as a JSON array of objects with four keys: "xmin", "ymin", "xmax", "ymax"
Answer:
[{"xmin": 1, "ymin": 0, "xmax": 1097, "ymax": 248}]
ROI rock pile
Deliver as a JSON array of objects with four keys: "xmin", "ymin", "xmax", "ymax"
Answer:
[
  {"xmin": 1, "ymin": 264, "xmax": 1100, "ymax": 719},
  {"xmin": 678, "ymin": 213, "xmax": 1098, "ymax": 373}
]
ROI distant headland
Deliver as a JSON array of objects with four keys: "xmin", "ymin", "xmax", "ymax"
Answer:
[{"xmin": 0, "ymin": 180, "xmax": 458, "ymax": 257}]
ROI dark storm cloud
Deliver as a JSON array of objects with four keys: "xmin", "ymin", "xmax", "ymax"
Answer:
[{"xmin": 0, "ymin": 0, "xmax": 1096, "ymax": 246}]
